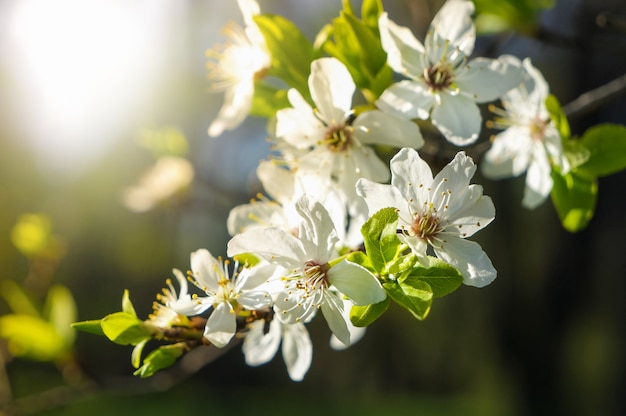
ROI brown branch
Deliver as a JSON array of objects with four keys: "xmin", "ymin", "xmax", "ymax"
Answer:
[{"xmin": 562, "ymin": 72, "xmax": 626, "ymax": 119}]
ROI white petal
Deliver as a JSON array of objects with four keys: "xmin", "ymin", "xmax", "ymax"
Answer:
[
  {"xmin": 236, "ymin": 262, "xmax": 277, "ymax": 291},
  {"xmin": 190, "ymin": 249, "xmax": 221, "ymax": 292},
  {"xmin": 330, "ymin": 297, "xmax": 367, "ymax": 351},
  {"xmin": 431, "ymin": 151, "xmax": 476, "ymax": 204},
  {"xmin": 456, "ymin": 55, "xmax": 524, "ymax": 103},
  {"xmin": 390, "ymin": 147, "xmax": 433, "ymax": 204},
  {"xmin": 238, "ymin": 291, "xmax": 272, "ymax": 310},
  {"xmin": 276, "ymin": 94, "xmax": 325, "ymax": 148},
  {"xmin": 434, "ymin": 238, "xmax": 497, "ymax": 287},
  {"xmin": 257, "ymin": 160, "xmax": 295, "ymax": 204},
  {"xmin": 378, "ymin": 12, "xmax": 425, "ymax": 76},
  {"xmin": 204, "ymin": 302, "xmax": 236, "ymax": 348},
  {"xmin": 447, "ymin": 186, "xmax": 495, "ymax": 238},
  {"xmin": 295, "ymin": 196, "xmax": 338, "ymax": 263},
  {"xmin": 168, "ymin": 297, "xmax": 212, "ymax": 316},
  {"xmin": 431, "ymin": 93, "xmax": 481, "ymax": 146},
  {"xmin": 321, "ymin": 291, "xmax": 350, "ymax": 347},
  {"xmin": 237, "ymin": 0, "xmax": 260, "ymax": 25},
  {"xmin": 281, "ymin": 322, "xmax": 312, "ymax": 381},
  {"xmin": 522, "ymin": 144, "xmax": 553, "ymax": 209},
  {"xmin": 376, "ymin": 80, "xmax": 434, "ymax": 120},
  {"xmin": 401, "ymin": 234, "xmax": 429, "ymax": 262},
  {"xmin": 309, "ymin": 57, "xmax": 354, "ymax": 121},
  {"xmin": 243, "ymin": 319, "xmax": 281, "ymax": 366},
  {"xmin": 208, "ymin": 78, "xmax": 254, "ymax": 137},
  {"xmin": 342, "ymin": 146, "xmax": 390, "ymax": 184},
  {"xmin": 226, "ymin": 202, "xmax": 288, "ymax": 236},
  {"xmin": 522, "ymin": 57, "xmax": 549, "ymax": 102},
  {"xmin": 355, "ymin": 178, "xmax": 407, "ymax": 217},
  {"xmin": 430, "ymin": 0, "xmax": 476, "ymax": 56},
  {"xmin": 481, "ymin": 127, "xmax": 532, "ymax": 179},
  {"xmin": 274, "ymin": 291, "xmax": 316, "ymax": 324},
  {"xmin": 227, "ymin": 227, "xmax": 305, "ymax": 268},
  {"xmin": 353, "ymin": 110, "xmax": 424, "ymax": 149},
  {"xmin": 328, "ymin": 260, "xmax": 385, "ymax": 305}
]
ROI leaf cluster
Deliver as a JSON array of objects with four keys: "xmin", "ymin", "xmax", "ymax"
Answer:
[
  {"xmin": 348, "ymin": 208, "xmax": 462, "ymax": 326},
  {"xmin": 547, "ymin": 96, "xmax": 626, "ymax": 232}
]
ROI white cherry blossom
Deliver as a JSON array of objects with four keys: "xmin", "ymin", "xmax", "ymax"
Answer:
[
  {"xmin": 227, "ymin": 196, "xmax": 386, "ymax": 346},
  {"xmin": 356, "ymin": 147, "xmax": 497, "ymax": 287},
  {"xmin": 481, "ymin": 58, "xmax": 570, "ymax": 209},
  {"xmin": 148, "ymin": 268, "xmax": 193, "ymax": 327},
  {"xmin": 169, "ymin": 249, "xmax": 272, "ymax": 348},
  {"xmin": 207, "ymin": 0, "xmax": 270, "ymax": 137},
  {"xmin": 275, "ymin": 57, "xmax": 423, "ymax": 200},
  {"xmin": 227, "ymin": 160, "xmax": 364, "ymax": 249},
  {"xmin": 376, "ymin": 0, "xmax": 522, "ymax": 145}
]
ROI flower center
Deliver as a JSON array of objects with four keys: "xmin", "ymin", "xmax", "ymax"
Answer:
[
  {"xmin": 529, "ymin": 117, "xmax": 549, "ymax": 141},
  {"xmin": 302, "ymin": 260, "xmax": 330, "ymax": 290},
  {"xmin": 325, "ymin": 124, "xmax": 353, "ymax": 152},
  {"xmin": 409, "ymin": 211, "xmax": 442, "ymax": 242},
  {"xmin": 423, "ymin": 63, "xmax": 454, "ymax": 91}
]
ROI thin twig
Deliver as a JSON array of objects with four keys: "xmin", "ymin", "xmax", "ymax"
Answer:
[{"xmin": 562, "ymin": 72, "xmax": 626, "ymax": 119}]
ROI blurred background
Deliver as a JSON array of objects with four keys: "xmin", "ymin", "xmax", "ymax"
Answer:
[{"xmin": 0, "ymin": 0, "xmax": 624, "ymax": 415}]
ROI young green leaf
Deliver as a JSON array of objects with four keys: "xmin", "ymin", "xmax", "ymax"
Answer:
[
  {"xmin": 383, "ymin": 279, "xmax": 433, "ymax": 321},
  {"xmin": 545, "ymin": 94, "xmax": 570, "ymax": 140},
  {"xmin": 401, "ymin": 257, "xmax": 463, "ymax": 298},
  {"xmin": 350, "ymin": 297, "xmax": 390, "ymax": 327},
  {"xmin": 253, "ymin": 14, "xmax": 313, "ymax": 101},
  {"xmin": 101, "ymin": 312, "xmax": 153, "ymax": 346},
  {"xmin": 122, "ymin": 289, "xmax": 137, "ymax": 317},
  {"xmin": 0, "ymin": 279, "xmax": 40, "ymax": 317},
  {"xmin": 133, "ymin": 343, "xmax": 186, "ymax": 378},
  {"xmin": 0, "ymin": 314, "xmax": 67, "ymax": 361},
  {"xmin": 71, "ymin": 320, "xmax": 105, "ymax": 336},
  {"xmin": 346, "ymin": 250, "xmax": 376, "ymax": 274},
  {"xmin": 361, "ymin": 0, "xmax": 384, "ymax": 29},
  {"xmin": 577, "ymin": 123, "xmax": 626, "ymax": 177},
  {"xmin": 250, "ymin": 81, "xmax": 290, "ymax": 118},
  {"xmin": 43, "ymin": 284, "xmax": 77, "ymax": 346},
  {"xmin": 562, "ymin": 139, "xmax": 591, "ymax": 170},
  {"xmin": 550, "ymin": 169, "xmax": 597, "ymax": 232},
  {"xmin": 361, "ymin": 207, "xmax": 401, "ymax": 273}
]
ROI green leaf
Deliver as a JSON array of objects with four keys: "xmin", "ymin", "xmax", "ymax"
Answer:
[
  {"xmin": 331, "ymin": 12, "xmax": 387, "ymax": 91},
  {"xmin": 254, "ymin": 14, "xmax": 313, "ymax": 101},
  {"xmin": 101, "ymin": 312, "xmax": 153, "ymax": 346},
  {"xmin": 563, "ymin": 139, "xmax": 591, "ymax": 170},
  {"xmin": 134, "ymin": 343, "xmax": 186, "ymax": 378},
  {"xmin": 383, "ymin": 279, "xmax": 433, "ymax": 321},
  {"xmin": 0, "ymin": 314, "xmax": 67, "ymax": 361},
  {"xmin": 71, "ymin": 320, "xmax": 105, "ymax": 336},
  {"xmin": 250, "ymin": 81, "xmax": 290, "ymax": 118},
  {"xmin": 473, "ymin": 0, "xmax": 555, "ymax": 35},
  {"xmin": 43, "ymin": 284, "xmax": 77, "ymax": 346},
  {"xmin": 122, "ymin": 289, "xmax": 137, "ymax": 317},
  {"xmin": 386, "ymin": 253, "xmax": 418, "ymax": 276},
  {"xmin": 545, "ymin": 94, "xmax": 570, "ymax": 140},
  {"xmin": 401, "ymin": 257, "xmax": 463, "ymax": 298},
  {"xmin": 361, "ymin": 0, "xmax": 384, "ymax": 29},
  {"xmin": 361, "ymin": 207, "xmax": 401, "ymax": 273},
  {"xmin": 346, "ymin": 250, "xmax": 376, "ymax": 274},
  {"xmin": 349, "ymin": 297, "xmax": 390, "ymax": 327},
  {"xmin": 577, "ymin": 123, "xmax": 626, "ymax": 177},
  {"xmin": 550, "ymin": 169, "xmax": 597, "ymax": 232},
  {"xmin": 0, "ymin": 279, "xmax": 40, "ymax": 317}
]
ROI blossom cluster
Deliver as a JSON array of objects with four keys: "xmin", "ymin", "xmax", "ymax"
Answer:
[{"xmin": 79, "ymin": 0, "xmax": 582, "ymax": 382}]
